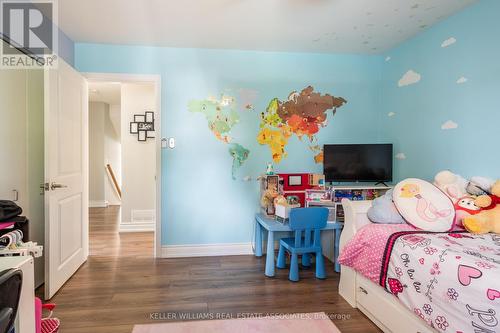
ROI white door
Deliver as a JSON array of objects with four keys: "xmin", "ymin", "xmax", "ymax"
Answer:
[{"xmin": 44, "ymin": 59, "xmax": 89, "ymax": 299}]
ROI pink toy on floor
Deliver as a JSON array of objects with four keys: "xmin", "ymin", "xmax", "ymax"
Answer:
[{"xmin": 35, "ymin": 297, "xmax": 60, "ymax": 333}]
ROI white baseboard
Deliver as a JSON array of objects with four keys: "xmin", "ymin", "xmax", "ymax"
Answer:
[
  {"xmin": 160, "ymin": 241, "xmax": 336, "ymax": 260},
  {"xmin": 89, "ymin": 200, "xmax": 108, "ymax": 208},
  {"xmin": 119, "ymin": 221, "xmax": 155, "ymax": 232},
  {"xmin": 161, "ymin": 242, "xmax": 254, "ymax": 258}
]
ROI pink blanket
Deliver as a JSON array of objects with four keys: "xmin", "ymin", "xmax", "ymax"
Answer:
[{"xmin": 338, "ymin": 224, "xmax": 415, "ymax": 283}]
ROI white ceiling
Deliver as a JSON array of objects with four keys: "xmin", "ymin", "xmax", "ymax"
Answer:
[
  {"xmin": 59, "ymin": 0, "xmax": 477, "ymax": 54},
  {"xmin": 88, "ymin": 82, "xmax": 121, "ymax": 105}
]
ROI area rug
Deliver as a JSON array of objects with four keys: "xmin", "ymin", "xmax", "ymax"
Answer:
[{"xmin": 132, "ymin": 312, "xmax": 341, "ymax": 333}]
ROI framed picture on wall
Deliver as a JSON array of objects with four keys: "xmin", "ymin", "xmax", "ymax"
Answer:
[
  {"xmin": 145, "ymin": 111, "xmax": 154, "ymax": 123},
  {"xmin": 130, "ymin": 111, "xmax": 155, "ymax": 141},
  {"xmin": 130, "ymin": 122, "xmax": 138, "ymax": 134},
  {"xmin": 134, "ymin": 115, "xmax": 145, "ymax": 122},
  {"xmin": 138, "ymin": 130, "xmax": 147, "ymax": 141}
]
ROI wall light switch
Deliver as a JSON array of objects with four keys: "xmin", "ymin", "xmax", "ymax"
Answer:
[
  {"xmin": 161, "ymin": 137, "xmax": 176, "ymax": 149},
  {"xmin": 168, "ymin": 137, "xmax": 175, "ymax": 149}
]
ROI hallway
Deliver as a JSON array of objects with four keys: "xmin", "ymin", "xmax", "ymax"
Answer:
[{"xmin": 89, "ymin": 206, "xmax": 153, "ymax": 258}]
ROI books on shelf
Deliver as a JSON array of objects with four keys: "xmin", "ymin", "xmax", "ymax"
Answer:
[{"xmin": 305, "ymin": 185, "xmax": 391, "ymax": 222}]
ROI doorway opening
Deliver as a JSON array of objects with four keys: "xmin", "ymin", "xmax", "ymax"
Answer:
[{"xmin": 87, "ymin": 75, "xmax": 161, "ymax": 258}]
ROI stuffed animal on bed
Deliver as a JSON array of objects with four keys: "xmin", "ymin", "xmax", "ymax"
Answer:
[
  {"xmin": 466, "ymin": 176, "xmax": 495, "ymax": 196},
  {"xmin": 463, "ymin": 180, "xmax": 500, "ymax": 234},
  {"xmin": 433, "ymin": 170, "xmax": 468, "ymax": 203},
  {"xmin": 454, "ymin": 196, "xmax": 481, "ymax": 228}
]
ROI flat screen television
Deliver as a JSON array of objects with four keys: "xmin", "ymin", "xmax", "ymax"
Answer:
[{"xmin": 323, "ymin": 144, "xmax": 393, "ymax": 183}]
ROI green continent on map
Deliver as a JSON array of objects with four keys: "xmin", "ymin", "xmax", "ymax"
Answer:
[
  {"xmin": 188, "ymin": 94, "xmax": 250, "ymax": 179},
  {"xmin": 228, "ymin": 143, "xmax": 250, "ymax": 180}
]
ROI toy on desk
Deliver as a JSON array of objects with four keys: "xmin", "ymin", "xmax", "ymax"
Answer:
[
  {"xmin": 352, "ymin": 190, "xmax": 364, "ymax": 201},
  {"xmin": 260, "ymin": 175, "xmax": 280, "ymax": 215},
  {"xmin": 279, "ymin": 173, "xmax": 315, "ymax": 207},
  {"xmin": 261, "ymin": 188, "xmax": 278, "ymax": 216},
  {"xmin": 266, "ymin": 163, "xmax": 274, "ymax": 175},
  {"xmin": 287, "ymin": 195, "xmax": 300, "ymax": 205},
  {"xmin": 274, "ymin": 195, "xmax": 287, "ymax": 206},
  {"xmin": 274, "ymin": 195, "xmax": 301, "ymax": 223},
  {"xmin": 309, "ymin": 174, "xmax": 325, "ymax": 188},
  {"xmin": 305, "ymin": 188, "xmax": 331, "ymax": 202}
]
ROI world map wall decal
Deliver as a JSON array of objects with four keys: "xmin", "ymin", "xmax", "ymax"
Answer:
[
  {"xmin": 258, "ymin": 86, "xmax": 347, "ymax": 164},
  {"xmin": 188, "ymin": 86, "xmax": 347, "ymax": 179}
]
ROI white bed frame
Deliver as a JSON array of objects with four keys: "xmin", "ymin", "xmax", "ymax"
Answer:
[{"xmin": 339, "ymin": 199, "xmax": 438, "ymax": 333}]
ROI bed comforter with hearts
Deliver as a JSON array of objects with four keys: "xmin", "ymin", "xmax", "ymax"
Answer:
[{"xmin": 340, "ymin": 227, "xmax": 500, "ymax": 332}]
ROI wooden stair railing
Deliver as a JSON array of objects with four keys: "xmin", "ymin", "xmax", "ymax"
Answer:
[{"xmin": 106, "ymin": 164, "xmax": 122, "ymax": 199}]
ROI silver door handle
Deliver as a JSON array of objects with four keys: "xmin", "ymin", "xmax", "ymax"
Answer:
[{"xmin": 50, "ymin": 182, "xmax": 68, "ymax": 190}]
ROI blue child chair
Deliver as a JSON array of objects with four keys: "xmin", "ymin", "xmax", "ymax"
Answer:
[{"xmin": 276, "ymin": 207, "xmax": 328, "ymax": 282}]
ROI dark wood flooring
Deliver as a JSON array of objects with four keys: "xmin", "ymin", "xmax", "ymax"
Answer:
[{"xmin": 37, "ymin": 206, "xmax": 380, "ymax": 333}]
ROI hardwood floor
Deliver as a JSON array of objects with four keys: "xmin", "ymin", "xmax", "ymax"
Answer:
[{"xmin": 38, "ymin": 207, "xmax": 381, "ymax": 333}]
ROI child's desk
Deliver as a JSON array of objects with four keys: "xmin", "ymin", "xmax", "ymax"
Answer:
[{"xmin": 254, "ymin": 213, "xmax": 343, "ymax": 277}]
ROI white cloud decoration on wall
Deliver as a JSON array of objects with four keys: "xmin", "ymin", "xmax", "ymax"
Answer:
[
  {"xmin": 385, "ymin": 56, "xmax": 391, "ymax": 62},
  {"xmin": 457, "ymin": 77, "xmax": 468, "ymax": 84},
  {"xmin": 388, "ymin": 112, "xmax": 396, "ymax": 117},
  {"xmin": 441, "ymin": 120, "xmax": 458, "ymax": 130},
  {"xmin": 395, "ymin": 153, "xmax": 407, "ymax": 160},
  {"xmin": 398, "ymin": 70, "xmax": 421, "ymax": 87},
  {"xmin": 441, "ymin": 37, "xmax": 457, "ymax": 48}
]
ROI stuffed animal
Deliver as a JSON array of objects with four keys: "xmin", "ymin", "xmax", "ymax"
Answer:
[
  {"xmin": 466, "ymin": 176, "xmax": 495, "ymax": 196},
  {"xmin": 454, "ymin": 196, "xmax": 481, "ymax": 228},
  {"xmin": 434, "ymin": 170, "xmax": 468, "ymax": 203},
  {"xmin": 260, "ymin": 188, "xmax": 278, "ymax": 214},
  {"xmin": 463, "ymin": 180, "xmax": 500, "ymax": 234},
  {"xmin": 273, "ymin": 195, "xmax": 288, "ymax": 206}
]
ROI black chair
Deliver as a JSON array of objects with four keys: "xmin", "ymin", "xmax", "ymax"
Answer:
[{"xmin": 0, "ymin": 269, "xmax": 23, "ymax": 333}]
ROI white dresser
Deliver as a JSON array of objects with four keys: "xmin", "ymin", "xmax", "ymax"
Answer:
[{"xmin": 0, "ymin": 256, "xmax": 35, "ymax": 333}]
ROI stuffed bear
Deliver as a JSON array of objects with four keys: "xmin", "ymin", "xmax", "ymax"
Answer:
[
  {"xmin": 463, "ymin": 180, "xmax": 500, "ymax": 234},
  {"xmin": 434, "ymin": 170, "xmax": 468, "ymax": 203}
]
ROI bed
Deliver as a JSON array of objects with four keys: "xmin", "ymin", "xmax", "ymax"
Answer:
[{"xmin": 338, "ymin": 199, "xmax": 500, "ymax": 333}]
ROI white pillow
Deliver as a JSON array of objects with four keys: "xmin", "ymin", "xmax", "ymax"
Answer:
[{"xmin": 393, "ymin": 178, "xmax": 455, "ymax": 232}]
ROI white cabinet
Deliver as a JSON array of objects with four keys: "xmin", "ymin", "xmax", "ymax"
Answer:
[
  {"xmin": 0, "ymin": 44, "xmax": 45, "ymax": 287},
  {"xmin": 0, "ymin": 256, "xmax": 35, "ymax": 333}
]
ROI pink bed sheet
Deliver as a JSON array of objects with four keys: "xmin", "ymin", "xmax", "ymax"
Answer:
[{"xmin": 338, "ymin": 224, "xmax": 416, "ymax": 283}]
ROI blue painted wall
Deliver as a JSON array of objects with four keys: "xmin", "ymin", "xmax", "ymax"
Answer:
[
  {"xmin": 379, "ymin": 0, "xmax": 499, "ymax": 181},
  {"xmin": 75, "ymin": 0, "xmax": 498, "ymax": 246},
  {"xmin": 75, "ymin": 45, "xmax": 383, "ymax": 245}
]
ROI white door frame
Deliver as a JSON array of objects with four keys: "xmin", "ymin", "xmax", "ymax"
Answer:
[{"xmin": 83, "ymin": 72, "xmax": 162, "ymax": 258}]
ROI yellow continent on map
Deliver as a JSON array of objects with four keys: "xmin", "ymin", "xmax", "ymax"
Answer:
[{"xmin": 257, "ymin": 86, "xmax": 347, "ymax": 164}]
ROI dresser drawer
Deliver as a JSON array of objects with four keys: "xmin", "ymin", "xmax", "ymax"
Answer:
[{"xmin": 356, "ymin": 277, "xmax": 435, "ymax": 333}]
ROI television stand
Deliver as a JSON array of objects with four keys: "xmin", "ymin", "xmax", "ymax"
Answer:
[
  {"xmin": 306, "ymin": 184, "xmax": 392, "ymax": 272},
  {"xmin": 374, "ymin": 181, "xmax": 389, "ymax": 187}
]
